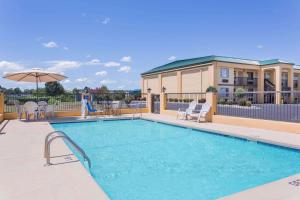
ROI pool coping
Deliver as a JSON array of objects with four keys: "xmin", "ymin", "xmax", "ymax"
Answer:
[{"xmin": 141, "ymin": 115, "xmax": 300, "ymax": 151}]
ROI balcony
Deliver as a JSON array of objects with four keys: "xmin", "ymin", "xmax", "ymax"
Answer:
[{"xmin": 234, "ymin": 77, "xmax": 258, "ymax": 86}]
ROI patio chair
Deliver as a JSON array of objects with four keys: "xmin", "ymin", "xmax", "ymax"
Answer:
[
  {"xmin": 189, "ymin": 102, "xmax": 211, "ymax": 122},
  {"xmin": 23, "ymin": 101, "xmax": 38, "ymax": 120},
  {"xmin": 14, "ymin": 101, "xmax": 22, "ymax": 119},
  {"xmin": 111, "ymin": 101, "xmax": 122, "ymax": 116},
  {"xmin": 177, "ymin": 100, "xmax": 197, "ymax": 120},
  {"xmin": 37, "ymin": 101, "xmax": 48, "ymax": 119}
]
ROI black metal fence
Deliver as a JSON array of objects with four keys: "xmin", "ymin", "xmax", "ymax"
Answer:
[
  {"xmin": 217, "ymin": 91, "xmax": 300, "ymax": 122},
  {"xmin": 166, "ymin": 93, "xmax": 206, "ymax": 111}
]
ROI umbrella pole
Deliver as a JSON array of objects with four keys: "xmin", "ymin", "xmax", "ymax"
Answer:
[{"xmin": 36, "ymin": 77, "xmax": 38, "ymax": 101}]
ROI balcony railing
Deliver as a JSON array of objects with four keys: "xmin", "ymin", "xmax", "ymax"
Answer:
[{"xmin": 234, "ymin": 77, "xmax": 258, "ymax": 86}]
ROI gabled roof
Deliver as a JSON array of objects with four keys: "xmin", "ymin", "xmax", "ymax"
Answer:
[{"xmin": 141, "ymin": 55, "xmax": 295, "ymax": 75}]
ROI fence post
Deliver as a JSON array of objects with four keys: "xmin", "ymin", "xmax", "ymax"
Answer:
[
  {"xmin": 205, "ymin": 92, "xmax": 217, "ymax": 122},
  {"xmin": 0, "ymin": 93, "xmax": 4, "ymax": 122},
  {"xmin": 147, "ymin": 92, "xmax": 152, "ymax": 113},
  {"xmin": 160, "ymin": 92, "xmax": 166, "ymax": 112}
]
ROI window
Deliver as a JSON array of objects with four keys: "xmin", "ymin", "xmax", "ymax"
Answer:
[
  {"xmin": 220, "ymin": 87, "xmax": 229, "ymax": 97},
  {"xmin": 220, "ymin": 68, "xmax": 229, "ymax": 78},
  {"xmin": 294, "ymin": 75, "xmax": 299, "ymax": 88}
]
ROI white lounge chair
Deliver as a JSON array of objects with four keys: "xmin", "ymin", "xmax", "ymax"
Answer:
[
  {"xmin": 189, "ymin": 102, "xmax": 211, "ymax": 122},
  {"xmin": 23, "ymin": 101, "xmax": 38, "ymax": 120},
  {"xmin": 177, "ymin": 100, "xmax": 197, "ymax": 120}
]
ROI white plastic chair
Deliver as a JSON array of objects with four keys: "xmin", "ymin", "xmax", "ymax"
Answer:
[
  {"xmin": 14, "ymin": 101, "xmax": 22, "ymax": 119},
  {"xmin": 189, "ymin": 102, "xmax": 211, "ymax": 122},
  {"xmin": 111, "ymin": 101, "xmax": 122, "ymax": 115},
  {"xmin": 38, "ymin": 101, "xmax": 48, "ymax": 119},
  {"xmin": 177, "ymin": 100, "xmax": 197, "ymax": 119},
  {"xmin": 23, "ymin": 101, "xmax": 38, "ymax": 120}
]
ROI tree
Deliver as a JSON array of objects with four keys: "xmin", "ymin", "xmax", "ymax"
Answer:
[
  {"xmin": 45, "ymin": 81, "xmax": 65, "ymax": 96},
  {"xmin": 13, "ymin": 87, "xmax": 22, "ymax": 94}
]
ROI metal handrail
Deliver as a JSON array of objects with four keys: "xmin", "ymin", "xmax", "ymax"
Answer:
[{"xmin": 44, "ymin": 131, "xmax": 91, "ymax": 169}]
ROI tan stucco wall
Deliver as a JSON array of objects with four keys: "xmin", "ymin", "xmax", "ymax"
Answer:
[
  {"xmin": 141, "ymin": 60, "xmax": 299, "ymax": 95},
  {"xmin": 162, "ymin": 72, "xmax": 177, "ymax": 93},
  {"xmin": 143, "ymin": 75, "xmax": 159, "ymax": 94},
  {"xmin": 213, "ymin": 115, "xmax": 300, "ymax": 134}
]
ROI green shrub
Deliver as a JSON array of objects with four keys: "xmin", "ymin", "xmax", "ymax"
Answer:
[
  {"xmin": 227, "ymin": 100, "xmax": 235, "ymax": 105},
  {"xmin": 198, "ymin": 98, "xmax": 206, "ymax": 103},
  {"xmin": 48, "ymin": 98, "xmax": 60, "ymax": 105},
  {"xmin": 206, "ymin": 86, "xmax": 218, "ymax": 93},
  {"xmin": 168, "ymin": 98, "xmax": 174, "ymax": 102},
  {"xmin": 235, "ymin": 88, "xmax": 245, "ymax": 99},
  {"xmin": 239, "ymin": 100, "xmax": 247, "ymax": 106},
  {"xmin": 245, "ymin": 101, "xmax": 252, "ymax": 107},
  {"xmin": 174, "ymin": 98, "xmax": 178, "ymax": 102},
  {"xmin": 218, "ymin": 99, "xmax": 226, "ymax": 105}
]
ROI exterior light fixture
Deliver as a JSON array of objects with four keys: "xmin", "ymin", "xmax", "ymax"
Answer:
[
  {"xmin": 147, "ymin": 88, "xmax": 152, "ymax": 93},
  {"xmin": 162, "ymin": 86, "xmax": 166, "ymax": 93}
]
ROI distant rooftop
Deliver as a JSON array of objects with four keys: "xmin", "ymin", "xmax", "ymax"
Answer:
[{"xmin": 141, "ymin": 55, "xmax": 295, "ymax": 75}]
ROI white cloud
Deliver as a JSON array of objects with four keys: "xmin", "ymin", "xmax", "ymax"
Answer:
[
  {"xmin": 47, "ymin": 60, "xmax": 81, "ymax": 72},
  {"xmin": 43, "ymin": 41, "xmax": 58, "ymax": 48},
  {"xmin": 102, "ymin": 17, "xmax": 110, "ymax": 24},
  {"xmin": 121, "ymin": 56, "xmax": 131, "ymax": 62},
  {"xmin": 0, "ymin": 61, "xmax": 24, "ymax": 71},
  {"xmin": 103, "ymin": 61, "xmax": 120, "ymax": 67},
  {"xmin": 63, "ymin": 46, "xmax": 69, "ymax": 50},
  {"xmin": 100, "ymin": 79, "xmax": 116, "ymax": 85},
  {"xmin": 168, "ymin": 56, "xmax": 176, "ymax": 61},
  {"xmin": 86, "ymin": 59, "xmax": 101, "ymax": 65},
  {"xmin": 75, "ymin": 77, "xmax": 88, "ymax": 82},
  {"xmin": 62, "ymin": 79, "xmax": 71, "ymax": 83},
  {"xmin": 118, "ymin": 66, "xmax": 131, "ymax": 73},
  {"xmin": 257, "ymin": 45, "xmax": 264, "ymax": 49},
  {"xmin": 95, "ymin": 71, "xmax": 107, "ymax": 76}
]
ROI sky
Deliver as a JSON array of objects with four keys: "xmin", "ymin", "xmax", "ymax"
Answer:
[{"xmin": 0, "ymin": 0, "xmax": 300, "ymax": 90}]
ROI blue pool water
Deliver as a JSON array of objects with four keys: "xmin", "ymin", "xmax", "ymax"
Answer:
[{"xmin": 52, "ymin": 120, "xmax": 300, "ymax": 200}]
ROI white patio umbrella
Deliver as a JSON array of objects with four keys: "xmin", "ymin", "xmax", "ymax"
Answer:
[{"xmin": 3, "ymin": 68, "xmax": 67, "ymax": 98}]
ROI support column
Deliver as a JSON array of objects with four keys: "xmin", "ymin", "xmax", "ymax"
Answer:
[
  {"xmin": 288, "ymin": 67, "xmax": 294, "ymax": 103},
  {"xmin": 147, "ymin": 92, "xmax": 152, "ymax": 113},
  {"xmin": 208, "ymin": 64, "xmax": 216, "ymax": 86},
  {"xmin": 205, "ymin": 92, "xmax": 217, "ymax": 122},
  {"xmin": 160, "ymin": 92, "xmax": 166, "ymax": 112},
  {"xmin": 177, "ymin": 71, "xmax": 182, "ymax": 93},
  {"xmin": 158, "ymin": 74, "xmax": 162, "ymax": 94},
  {"xmin": 258, "ymin": 69, "xmax": 265, "ymax": 103},
  {"xmin": 0, "ymin": 93, "xmax": 4, "ymax": 122},
  {"xmin": 275, "ymin": 66, "xmax": 282, "ymax": 104}
]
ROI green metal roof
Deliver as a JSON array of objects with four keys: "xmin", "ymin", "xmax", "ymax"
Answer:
[{"xmin": 141, "ymin": 55, "xmax": 295, "ymax": 75}]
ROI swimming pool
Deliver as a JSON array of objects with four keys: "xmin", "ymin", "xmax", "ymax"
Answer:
[{"xmin": 52, "ymin": 119, "xmax": 300, "ymax": 200}]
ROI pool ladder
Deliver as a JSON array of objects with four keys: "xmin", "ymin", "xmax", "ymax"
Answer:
[{"xmin": 44, "ymin": 131, "xmax": 91, "ymax": 169}]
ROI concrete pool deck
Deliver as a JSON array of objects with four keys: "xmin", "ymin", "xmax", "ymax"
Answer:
[
  {"xmin": 1, "ymin": 113, "xmax": 300, "ymax": 199},
  {"xmin": 0, "ymin": 119, "xmax": 109, "ymax": 200}
]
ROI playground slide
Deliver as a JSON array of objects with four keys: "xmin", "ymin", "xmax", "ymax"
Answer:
[{"xmin": 86, "ymin": 102, "xmax": 97, "ymax": 112}]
